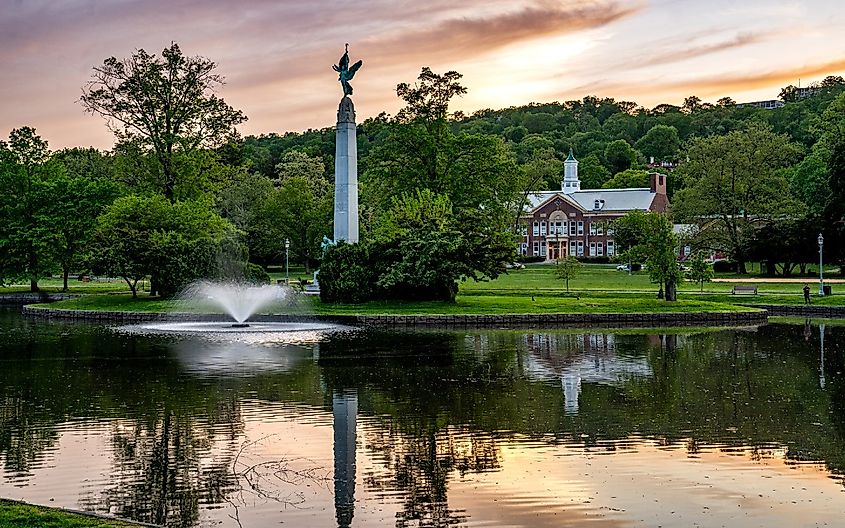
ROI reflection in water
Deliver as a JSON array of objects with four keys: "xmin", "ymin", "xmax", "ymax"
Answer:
[
  {"xmin": 519, "ymin": 334, "xmax": 654, "ymax": 414},
  {"xmin": 1, "ymin": 309, "xmax": 845, "ymax": 527},
  {"xmin": 333, "ymin": 391, "xmax": 357, "ymax": 528}
]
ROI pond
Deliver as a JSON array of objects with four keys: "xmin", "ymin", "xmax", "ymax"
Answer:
[{"xmin": 1, "ymin": 307, "xmax": 844, "ymax": 527}]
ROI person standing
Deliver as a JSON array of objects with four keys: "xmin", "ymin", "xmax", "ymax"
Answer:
[{"xmin": 803, "ymin": 284, "xmax": 811, "ymax": 305}]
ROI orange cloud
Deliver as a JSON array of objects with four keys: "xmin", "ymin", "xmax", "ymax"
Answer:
[{"xmin": 359, "ymin": 1, "xmax": 643, "ymax": 63}]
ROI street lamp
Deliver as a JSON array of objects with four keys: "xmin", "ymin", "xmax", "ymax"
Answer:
[
  {"xmin": 285, "ymin": 238, "xmax": 290, "ymax": 285},
  {"xmin": 818, "ymin": 233, "xmax": 824, "ymax": 296}
]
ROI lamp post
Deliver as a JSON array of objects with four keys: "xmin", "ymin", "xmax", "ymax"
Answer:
[
  {"xmin": 818, "ymin": 233, "xmax": 824, "ymax": 296},
  {"xmin": 285, "ymin": 238, "xmax": 290, "ymax": 285}
]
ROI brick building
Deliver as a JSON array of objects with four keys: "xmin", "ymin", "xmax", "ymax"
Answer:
[{"xmin": 519, "ymin": 151, "xmax": 669, "ymax": 260}]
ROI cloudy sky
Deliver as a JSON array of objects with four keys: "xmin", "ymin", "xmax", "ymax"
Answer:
[{"xmin": 2, "ymin": 0, "xmax": 844, "ymax": 149}]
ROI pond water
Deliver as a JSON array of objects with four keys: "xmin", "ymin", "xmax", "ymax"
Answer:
[{"xmin": 1, "ymin": 307, "xmax": 844, "ymax": 527}]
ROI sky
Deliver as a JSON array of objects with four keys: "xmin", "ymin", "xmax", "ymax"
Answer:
[{"xmin": 2, "ymin": 0, "xmax": 844, "ymax": 150}]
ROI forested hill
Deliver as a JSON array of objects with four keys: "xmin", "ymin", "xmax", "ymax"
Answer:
[{"xmin": 239, "ymin": 76, "xmax": 845, "ymax": 193}]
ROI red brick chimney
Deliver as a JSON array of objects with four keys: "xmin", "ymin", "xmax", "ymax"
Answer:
[{"xmin": 649, "ymin": 172, "xmax": 667, "ymax": 194}]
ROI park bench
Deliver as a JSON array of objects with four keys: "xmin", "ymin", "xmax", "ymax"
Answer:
[{"xmin": 731, "ymin": 285, "xmax": 757, "ymax": 295}]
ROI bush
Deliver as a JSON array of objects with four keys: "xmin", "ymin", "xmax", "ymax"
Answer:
[
  {"xmin": 244, "ymin": 262, "xmax": 271, "ymax": 284},
  {"xmin": 318, "ymin": 242, "xmax": 377, "ymax": 303},
  {"xmin": 712, "ymin": 260, "xmax": 735, "ymax": 273},
  {"xmin": 517, "ymin": 255, "xmax": 545, "ymax": 264},
  {"xmin": 576, "ymin": 256, "xmax": 611, "ymax": 264}
]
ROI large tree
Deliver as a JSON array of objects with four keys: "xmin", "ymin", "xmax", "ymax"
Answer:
[
  {"xmin": 81, "ymin": 43, "xmax": 246, "ymax": 201},
  {"xmin": 603, "ymin": 139, "xmax": 638, "ymax": 174},
  {"xmin": 43, "ymin": 149, "xmax": 121, "ymax": 290},
  {"xmin": 673, "ymin": 125, "xmax": 803, "ymax": 273},
  {"xmin": 0, "ymin": 127, "xmax": 57, "ymax": 291},
  {"xmin": 364, "ymin": 68, "xmax": 520, "ymax": 276},
  {"xmin": 91, "ymin": 196, "xmax": 238, "ymax": 297},
  {"xmin": 635, "ymin": 124, "xmax": 680, "ymax": 162}
]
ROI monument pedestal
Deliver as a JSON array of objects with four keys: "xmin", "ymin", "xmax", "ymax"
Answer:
[{"xmin": 333, "ymin": 96, "xmax": 358, "ymax": 243}]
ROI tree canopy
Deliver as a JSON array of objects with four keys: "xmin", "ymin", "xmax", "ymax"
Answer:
[{"xmin": 81, "ymin": 43, "xmax": 246, "ymax": 201}]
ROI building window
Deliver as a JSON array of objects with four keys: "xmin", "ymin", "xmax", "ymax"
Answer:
[
  {"xmin": 533, "ymin": 221, "xmax": 539, "ymax": 236},
  {"xmin": 540, "ymin": 221, "xmax": 547, "ymax": 236},
  {"xmin": 597, "ymin": 224, "xmax": 604, "ymax": 236},
  {"xmin": 597, "ymin": 242, "xmax": 603, "ymax": 256},
  {"xmin": 577, "ymin": 241, "xmax": 584, "ymax": 256},
  {"xmin": 589, "ymin": 242, "xmax": 596, "ymax": 257},
  {"xmin": 556, "ymin": 221, "xmax": 564, "ymax": 235},
  {"xmin": 532, "ymin": 241, "xmax": 539, "ymax": 256},
  {"xmin": 570, "ymin": 241, "xmax": 576, "ymax": 256},
  {"xmin": 577, "ymin": 221, "xmax": 584, "ymax": 235},
  {"xmin": 607, "ymin": 226, "xmax": 615, "ymax": 236},
  {"xmin": 569, "ymin": 221, "xmax": 577, "ymax": 236},
  {"xmin": 589, "ymin": 222, "xmax": 597, "ymax": 236},
  {"xmin": 520, "ymin": 224, "xmax": 528, "ymax": 235},
  {"xmin": 540, "ymin": 241, "xmax": 547, "ymax": 257},
  {"xmin": 607, "ymin": 240, "xmax": 614, "ymax": 256},
  {"xmin": 520, "ymin": 243, "xmax": 527, "ymax": 255}
]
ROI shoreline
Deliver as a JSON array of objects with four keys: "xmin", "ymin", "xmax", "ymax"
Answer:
[
  {"xmin": 0, "ymin": 498, "xmax": 160, "ymax": 527},
  {"xmin": 21, "ymin": 304, "xmax": 770, "ymax": 328}
]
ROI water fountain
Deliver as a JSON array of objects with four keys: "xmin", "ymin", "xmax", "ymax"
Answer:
[
  {"xmin": 127, "ymin": 280, "xmax": 346, "ymax": 337},
  {"xmin": 181, "ymin": 280, "xmax": 289, "ymax": 326}
]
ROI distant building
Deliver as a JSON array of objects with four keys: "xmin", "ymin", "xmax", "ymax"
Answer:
[
  {"xmin": 736, "ymin": 99, "xmax": 784, "ymax": 110},
  {"xmin": 519, "ymin": 150, "xmax": 669, "ymax": 260}
]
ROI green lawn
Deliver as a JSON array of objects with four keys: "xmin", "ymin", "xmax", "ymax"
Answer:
[
  {"xmin": 0, "ymin": 500, "xmax": 139, "ymax": 528},
  {"xmin": 18, "ymin": 264, "xmax": 845, "ymax": 315}
]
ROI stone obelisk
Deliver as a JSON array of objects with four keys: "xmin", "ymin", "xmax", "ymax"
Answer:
[
  {"xmin": 332, "ymin": 44, "xmax": 362, "ymax": 244},
  {"xmin": 333, "ymin": 96, "xmax": 358, "ymax": 243}
]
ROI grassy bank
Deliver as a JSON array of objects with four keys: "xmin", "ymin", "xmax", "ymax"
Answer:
[
  {"xmin": 0, "ymin": 500, "xmax": 141, "ymax": 527},
  {"xmin": 19, "ymin": 264, "xmax": 844, "ymax": 316},
  {"xmin": 35, "ymin": 291, "xmax": 755, "ymax": 315}
]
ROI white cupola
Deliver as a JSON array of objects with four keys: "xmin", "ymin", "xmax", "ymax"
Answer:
[{"xmin": 562, "ymin": 149, "xmax": 580, "ymax": 194}]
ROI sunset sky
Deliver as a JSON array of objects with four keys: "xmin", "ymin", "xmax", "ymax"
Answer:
[{"xmin": 2, "ymin": 0, "xmax": 844, "ymax": 150}]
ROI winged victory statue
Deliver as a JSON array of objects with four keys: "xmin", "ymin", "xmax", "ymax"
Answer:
[{"xmin": 333, "ymin": 44, "xmax": 363, "ymax": 96}]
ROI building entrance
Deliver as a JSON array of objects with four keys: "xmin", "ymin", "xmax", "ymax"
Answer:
[{"xmin": 547, "ymin": 241, "xmax": 567, "ymax": 261}]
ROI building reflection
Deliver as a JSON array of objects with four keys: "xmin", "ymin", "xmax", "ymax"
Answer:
[{"xmin": 518, "ymin": 333, "xmax": 656, "ymax": 414}]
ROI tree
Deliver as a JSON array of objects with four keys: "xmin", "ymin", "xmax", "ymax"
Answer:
[
  {"xmin": 687, "ymin": 251, "xmax": 713, "ymax": 291},
  {"xmin": 614, "ymin": 211, "xmax": 683, "ymax": 300},
  {"xmin": 577, "ymin": 154, "xmax": 612, "ymax": 189},
  {"xmin": 91, "ymin": 196, "xmax": 237, "ymax": 297},
  {"xmin": 0, "ymin": 127, "xmax": 56, "ymax": 291},
  {"xmin": 673, "ymin": 125, "xmax": 803, "ymax": 273},
  {"xmin": 779, "ymin": 85, "xmax": 800, "ymax": 103},
  {"xmin": 635, "ymin": 125, "xmax": 680, "ymax": 162},
  {"xmin": 274, "ymin": 150, "xmax": 329, "ymax": 189},
  {"xmin": 682, "ymin": 95, "xmax": 703, "ymax": 114},
  {"xmin": 554, "ymin": 256, "xmax": 581, "ymax": 292},
  {"xmin": 81, "ymin": 43, "xmax": 246, "ymax": 201},
  {"xmin": 603, "ymin": 139, "xmax": 638, "ymax": 175},
  {"xmin": 218, "ymin": 173, "xmax": 276, "ymax": 264},
  {"xmin": 39, "ymin": 155, "xmax": 121, "ymax": 290},
  {"xmin": 716, "ymin": 97, "xmax": 736, "ymax": 107},
  {"xmin": 363, "ymin": 68, "xmax": 520, "ymax": 290},
  {"xmin": 602, "ymin": 169, "xmax": 650, "ymax": 189},
  {"xmin": 261, "ymin": 175, "xmax": 333, "ymax": 272}
]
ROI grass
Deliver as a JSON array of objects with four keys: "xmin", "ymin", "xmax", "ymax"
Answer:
[
  {"xmin": 0, "ymin": 500, "xmax": 140, "ymax": 528},
  {"xmin": 19, "ymin": 264, "xmax": 844, "ymax": 316}
]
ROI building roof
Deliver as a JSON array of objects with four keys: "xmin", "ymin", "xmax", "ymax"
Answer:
[{"xmin": 526, "ymin": 188, "xmax": 656, "ymax": 213}]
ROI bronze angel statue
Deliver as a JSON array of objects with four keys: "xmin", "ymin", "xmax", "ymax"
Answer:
[{"xmin": 333, "ymin": 43, "xmax": 363, "ymax": 96}]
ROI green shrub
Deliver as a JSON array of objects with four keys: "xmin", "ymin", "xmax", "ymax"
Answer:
[
  {"xmin": 318, "ymin": 242, "xmax": 377, "ymax": 303},
  {"xmin": 713, "ymin": 260, "xmax": 735, "ymax": 273},
  {"xmin": 244, "ymin": 262, "xmax": 271, "ymax": 284}
]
